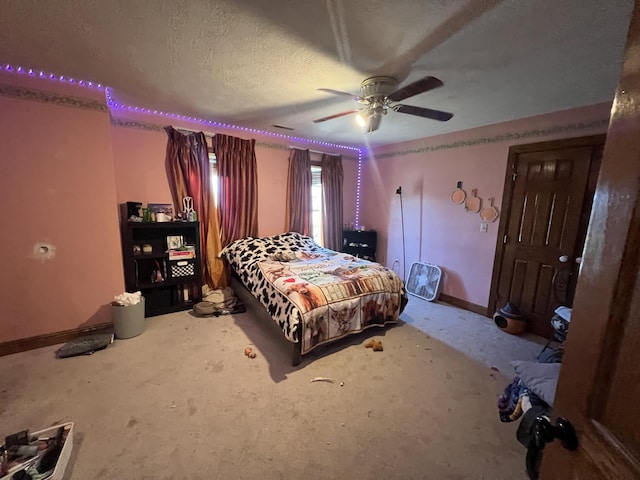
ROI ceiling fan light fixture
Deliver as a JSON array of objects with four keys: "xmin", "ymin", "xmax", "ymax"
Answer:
[{"xmin": 314, "ymin": 75, "xmax": 453, "ymax": 129}]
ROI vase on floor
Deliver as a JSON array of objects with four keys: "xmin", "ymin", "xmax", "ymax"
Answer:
[{"xmin": 493, "ymin": 302, "xmax": 526, "ymax": 335}]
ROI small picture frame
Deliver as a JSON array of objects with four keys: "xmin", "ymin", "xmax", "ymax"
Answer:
[
  {"xmin": 166, "ymin": 235, "xmax": 184, "ymax": 250},
  {"xmin": 148, "ymin": 203, "xmax": 174, "ymax": 220}
]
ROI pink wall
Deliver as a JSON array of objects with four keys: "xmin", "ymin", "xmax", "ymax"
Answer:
[
  {"xmin": 111, "ymin": 126, "xmax": 172, "ymax": 209},
  {"xmin": 361, "ymin": 103, "xmax": 612, "ymax": 309},
  {"xmin": 5, "ymin": 64, "xmax": 606, "ymax": 342},
  {"xmin": 0, "ymin": 73, "xmax": 123, "ymax": 342},
  {"xmin": 0, "ymin": 76, "xmax": 360, "ymax": 345}
]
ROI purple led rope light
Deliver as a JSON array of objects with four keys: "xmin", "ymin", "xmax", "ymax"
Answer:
[
  {"xmin": 2, "ymin": 63, "xmax": 104, "ymax": 90},
  {"xmin": 355, "ymin": 150, "xmax": 363, "ymax": 229},
  {"xmin": 107, "ymin": 86, "xmax": 364, "ymax": 227},
  {"xmin": 107, "ymin": 87, "xmax": 364, "ymax": 226},
  {"xmin": 105, "ymin": 88, "xmax": 359, "ymax": 152},
  {"xmin": 1, "ymin": 62, "xmax": 355, "ymax": 151},
  {"xmin": 3, "ymin": 62, "xmax": 363, "ymax": 218}
]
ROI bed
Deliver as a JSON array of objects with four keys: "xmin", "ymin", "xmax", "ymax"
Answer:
[{"xmin": 220, "ymin": 232, "xmax": 408, "ymax": 365}]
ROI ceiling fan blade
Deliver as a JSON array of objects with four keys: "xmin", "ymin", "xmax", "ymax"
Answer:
[
  {"xmin": 367, "ymin": 114, "xmax": 382, "ymax": 133},
  {"xmin": 387, "ymin": 76, "xmax": 444, "ymax": 102},
  {"xmin": 313, "ymin": 109, "xmax": 359, "ymax": 123},
  {"xmin": 393, "ymin": 104, "xmax": 453, "ymax": 122},
  {"xmin": 318, "ymin": 88, "xmax": 363, "ymax": 102}
]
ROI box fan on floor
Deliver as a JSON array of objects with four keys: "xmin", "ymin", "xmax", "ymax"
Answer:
[{"xmin": 406, "ymin": 262, "xmax": 443, "ymax": 301}]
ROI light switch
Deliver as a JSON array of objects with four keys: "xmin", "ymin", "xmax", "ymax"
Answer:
[{"xmin": 480, "ymin": 223, "xmax": 488, "ymax": 233}]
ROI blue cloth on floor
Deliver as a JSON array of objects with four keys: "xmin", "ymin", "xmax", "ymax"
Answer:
[
  {"xmin": 498, "ymin": 377, "xmax": 528, "ymax": 422},
  {"xmin": 497, "ymin": 376, "xmax": 548, "ymax": 423}
]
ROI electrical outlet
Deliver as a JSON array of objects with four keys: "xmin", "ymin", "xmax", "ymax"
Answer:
[{"xmin": 480, "ymin": 223, "xmax": 488, "ymax": 233}]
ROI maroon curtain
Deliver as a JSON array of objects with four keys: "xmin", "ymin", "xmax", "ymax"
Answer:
[
  {"xmin": 213, "ymin": 134, "xmax": 259, "ymax": 246},
  {"xmin": 164, "ymin": 127, "xmax": 226, "ymax": 288},
  {"xmin": 285, "ymin": 148, "xmax": 311, "ymax": 235},
  {"xmin": 321, "ymin": 153, "xmax": 344, "ymax": 251}
]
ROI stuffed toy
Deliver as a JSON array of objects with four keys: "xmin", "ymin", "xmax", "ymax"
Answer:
[{"xmin": 364, "ymin": 338, "xmax": 384, "ymax": 351}]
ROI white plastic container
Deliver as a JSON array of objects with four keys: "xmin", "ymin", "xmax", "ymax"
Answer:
[
  {"xmin": 1, "ymin": 422, "xmax": 74, "ymax": 480},
  {"xmin": 112, "ymin": 296, "xmax": 145, "ymax": 339}
]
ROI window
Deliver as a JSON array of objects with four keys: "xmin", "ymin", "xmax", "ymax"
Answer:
[
  {"xmin": 310, "ymin": 164, "xmax": 323, "ymax": 246},
  {"xmin": 209, "ymin": 151, "xmax": 218, "ymax": 206}
]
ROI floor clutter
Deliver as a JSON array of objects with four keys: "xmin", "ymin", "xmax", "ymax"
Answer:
[
  {"xmin": 0, "ymin": 423, "xmax": 73, "ymax": 480},
  {"xmin": 1, "ymin": 295, "xmax": 545, "ymax": 478},
  {"xmin": 364, "ymin": 338, "xmax": 384, "ymax": 351},
  {"xmin": 193, "ymin": 287, "xmax": 246, "ymax": 317},
  {"xmin": 495, "ymin": 305, "xmax": 570, "ymax": 479}
]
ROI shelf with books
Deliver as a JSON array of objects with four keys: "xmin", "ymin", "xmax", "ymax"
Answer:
[{"xmin": 120, "ymin": 217, "xmax": 202, "ymax": 317}]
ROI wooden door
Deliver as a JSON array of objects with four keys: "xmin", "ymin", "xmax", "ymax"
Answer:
[
  {"xmin": 539, "ymin": 1, "xmax": 640, "ymax": 477},
  {"xmin": 490, "ymin": 137, "xmax": 603, "ymax": 337}
]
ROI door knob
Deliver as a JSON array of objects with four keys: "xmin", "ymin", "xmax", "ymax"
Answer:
[
  {"xmin": 534, "ymin": 416, "xmax": 579, "ymax": 450},
  {"xmin": 575, "ymin": 256, "xmax": 582, "ymax": 264},
  {"xmin": 559, "ymin": 255, "xmax": 569, "ymax": 263}
]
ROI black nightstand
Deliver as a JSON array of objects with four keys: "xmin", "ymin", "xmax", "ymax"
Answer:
[{"xmin": 342, "ymin": 229, "xmax": 377, "ymax": 261}]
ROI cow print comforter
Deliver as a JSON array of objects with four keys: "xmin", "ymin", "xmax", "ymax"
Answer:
[{"xmin": 220, "ymin": 232, "xmax": 407, "ymax": 355}]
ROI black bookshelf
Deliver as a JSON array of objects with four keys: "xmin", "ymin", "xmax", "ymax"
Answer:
[{"xmin": 120, "ymin": 220, "xmax": 203, "ymax": 317}]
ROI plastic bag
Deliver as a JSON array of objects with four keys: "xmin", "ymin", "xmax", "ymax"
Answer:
[{"xmin": 112, "ymin": 291, "xmax": 142, "ymax": 306}]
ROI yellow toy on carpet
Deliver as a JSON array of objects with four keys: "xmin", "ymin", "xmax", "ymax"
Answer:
[{"xmin": 364, "ymin": 339, "xmax": 384, "ymax": 352}]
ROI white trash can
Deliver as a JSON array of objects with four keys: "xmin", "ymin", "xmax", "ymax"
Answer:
[{"xmin": 111, "ymin": 297, "xmax": 145, "ymax": 339}]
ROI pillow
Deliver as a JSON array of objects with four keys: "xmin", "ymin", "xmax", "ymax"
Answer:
[
  {"xmin": 270, "ymin": 252, "xmax": 297, "ymax": 262},
  {"xmin": 219, "ymin": 233, "xmax": 324, "ymax": 274},
  {"xmin": 510, "ymin": 360, "xmax": 562, "ymax": 406}
]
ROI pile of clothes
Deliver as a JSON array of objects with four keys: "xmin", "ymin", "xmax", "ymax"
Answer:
[
  {"xmin": 497, "ymin": 377, "xmax": 549, "ymax": 423},
  {"xmin": 192, "ymin": 287, "xmax": 246, "ymax": 317},
  {"xmin": 497, "ymin": 358, "xmax": 562, "ymax": 479}
]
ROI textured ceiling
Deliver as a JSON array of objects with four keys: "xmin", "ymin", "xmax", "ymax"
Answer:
[{"xmin": 0, "ymin": 0, "xmax": 634, "ymax": 148}]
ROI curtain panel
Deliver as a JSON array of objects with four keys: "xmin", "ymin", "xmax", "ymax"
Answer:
[
  {"xmin": 213, "ymin": 133, "xmax": 259, "ymax": 246},
  {"xmin": 164, "ymin": 126, "xmax": 226, "ymax": 288},
  {"xmin": 285, "ymin": 148, "xmax": 312, "ymax": 236},
  {"xmin": 320, "ymin": 153, "xmax": 344, "ymax": 251}
]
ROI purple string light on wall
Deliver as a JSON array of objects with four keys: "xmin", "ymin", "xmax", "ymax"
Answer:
[
  {"xmin": 355, "ymin": 150, "xmax": 363, "ymax": 230},
  {"xmin": 1, "ymin": 63, "xmax": 103, "ymax": 90}
]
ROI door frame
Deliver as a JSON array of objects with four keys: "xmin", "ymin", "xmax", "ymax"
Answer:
[{"xmin": 487, "ymin": 134, "xmax": 606, "ymax": 319}]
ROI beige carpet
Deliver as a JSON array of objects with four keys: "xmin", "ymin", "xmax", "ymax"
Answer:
[
  {"xmin": 401, "ymin": 296, "xmax": 546, "ymax": 375},
  {"xmin": 1, "ymin": 302, "xmax": 528, "ymax": 479}
]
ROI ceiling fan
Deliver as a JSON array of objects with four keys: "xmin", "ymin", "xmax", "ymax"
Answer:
[{"xmin": 313, "ymin": 75, "xmax": 453, "ymax": 133}]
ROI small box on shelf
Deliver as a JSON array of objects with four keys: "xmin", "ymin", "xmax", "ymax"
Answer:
[{"xmin": 169, "ymin": 259, "xmax": 196, "ymax": 279}]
